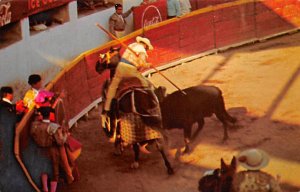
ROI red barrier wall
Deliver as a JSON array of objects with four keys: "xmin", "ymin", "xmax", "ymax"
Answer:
[
  {"xmin": 67, "ymin": 0, "xmax": 300, "ymax": 125},
  {"xmin": 60, "ymin": 0, "xmax": 300, "ymax": 125}
]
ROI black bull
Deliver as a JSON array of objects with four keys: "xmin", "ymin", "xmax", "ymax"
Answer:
[{"xmin": 155, "ymin": 85, "xmax": 237, "ymax": 153}]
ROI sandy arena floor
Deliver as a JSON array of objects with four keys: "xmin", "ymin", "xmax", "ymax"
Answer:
[{"xmin": 60, "ymin": 32, "xmax": 300, "ymax": 192}]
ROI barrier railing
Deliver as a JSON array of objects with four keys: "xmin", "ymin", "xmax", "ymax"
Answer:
[{"xmin": 14, "ymin": 0, "xmax": 300, "ymax": 191}]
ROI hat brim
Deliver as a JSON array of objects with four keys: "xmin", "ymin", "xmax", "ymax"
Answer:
[
  {"xmin": 237, "ymin": 149, "xmax": 269, "ymax": 170},
  {"xmin": 136, "ymin": 36, "xmax": 153, "ymax": 50}
]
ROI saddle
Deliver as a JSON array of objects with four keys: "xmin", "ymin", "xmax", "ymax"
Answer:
[
  {"xmin": 115, "ymin": 77, "xmax": 159, "ymax": 118},
  {"xmin": 116, "ymin": 77, "xmax": 150, "ymax": 99}
]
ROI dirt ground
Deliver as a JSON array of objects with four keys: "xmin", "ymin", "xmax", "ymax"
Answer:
[{"xmin": 60, "ymin": 32, "xmax": 300, "ymax": 192}]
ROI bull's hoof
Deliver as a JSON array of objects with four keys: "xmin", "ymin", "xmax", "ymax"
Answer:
[
  {"xmin": 131, "ymin": 162, "xmax": 139, "ymax": 169},
  {"xmin": 167, "ymin": 168, "xmax": 174, "ymax": 175}
]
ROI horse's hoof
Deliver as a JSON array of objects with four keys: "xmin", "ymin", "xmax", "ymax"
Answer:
[
  {"xmin": 183, "ymin": 147, "xmax": 190, "ymax": 154},
  {"xmin": 167, "ymin": 168, "xmax": 174, "ymax": 175},
  {"xmin": 131, "ymin": 162, "xmax": 139, "ymax": 169}
]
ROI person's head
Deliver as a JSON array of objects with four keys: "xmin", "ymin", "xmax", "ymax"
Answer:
[
  {"xmin": 28, "ymin": 74, "xmax": 42, "ymax": 90},
  {"xmin": 37, "ymin": 106, "xmax": 55, "ymax": 120},
  {"xmin": 136, "ymin": 36, "xmax": 153, "ymax": 51},
  {"xmin": 0, "ymin": 86, "xmax": 13, "ymax": 101},
  {"xmin": 237, "ymin": 148, "xmax": 269, "ymax": 171},
  {"xmin": 115, "ymin": 4, "xmax": 123, "ymax": 15}
]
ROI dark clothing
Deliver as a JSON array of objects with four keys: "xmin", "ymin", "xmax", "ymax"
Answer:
[{"xmin": 0, "ymin": 100, "xmax": 16, "ymax": 114}]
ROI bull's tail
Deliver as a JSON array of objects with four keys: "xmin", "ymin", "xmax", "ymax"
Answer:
[{"xmin": 216, "ymin": 94, "xmax": 237, "ymax": 124}]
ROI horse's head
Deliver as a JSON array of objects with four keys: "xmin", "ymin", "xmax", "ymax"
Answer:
[
  {"xmin": 220, "ymin": 156, "xmax": 236, "ymax": 179},
  {"xmin": 219, "ymin": 156, "xmax": 236, "ymax": 191},
  {"xmin": 198, "ymin": 156, "xmax": 236, "ymax": 192},
  {"xmin": 95, "ymin": 46, "xmax": 121, "ymax": 75},
  {"xmin": 154, "ymin": 86, "xmax": 167, "ymax": 103}
]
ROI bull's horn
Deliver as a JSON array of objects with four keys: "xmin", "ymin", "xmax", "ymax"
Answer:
[{"xmin": 139, "ymin": 143, "xmax": 151, "ymax": 154}]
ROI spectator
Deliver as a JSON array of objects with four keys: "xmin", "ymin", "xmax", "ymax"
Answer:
[
  {"xmin": 231, "ymin": 148, "xmax": 282, "ymax": 192},
  {"xmin": 0, "ymin": 86, "xmax": 15, "ymax": 115},
  {"xmin": 29, "ymin": 11, "xmax": 52, "ymax": 31},
  {"xmin": 179, "ymin": 0, "xmax": 191, "ymax": 15},
  {"xmin": 167, "ymin": 0, "xmax": 181, "ymax": 19},
  {"xmin": 77, "ymin": 0, "xmax": 109, "ymax": 10},
  {"xmin": 23, "ymin": 74, "xmax": 43, "ymax": 110},
  {"xmin": 140, "ymin": 0, "xmax": 157, "ymax": 5},
  {"xmin": 109, "ymin": 4, "xmax": 134, "ymax": 38}
]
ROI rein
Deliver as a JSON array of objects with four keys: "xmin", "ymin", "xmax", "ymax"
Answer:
[{"xmin": 118, "ymin": 88, "xmax": 159, "ymax": 117}]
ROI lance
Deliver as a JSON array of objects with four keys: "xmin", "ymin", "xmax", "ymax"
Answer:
[{"xmin": 95, "ymin": 23, "xmax": 186, "ymax": 95}]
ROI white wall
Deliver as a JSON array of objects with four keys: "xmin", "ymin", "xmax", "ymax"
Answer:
[
  {"xmin": 123, "ymin": 0, "xmax": 143, "ymax": 34},
  {"xmin": 0, "ymin": 2, "xmax": 112, "ymax": 99},
  {"xmin": 0, "ymin": 1, "xmax": 144, "ymax": 99}
]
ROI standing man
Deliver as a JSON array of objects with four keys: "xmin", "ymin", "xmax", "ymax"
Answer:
[
  {"xmin": 23, "ymin": 74, "xmax": 43, "ymax": 110},
  {"xmin": 102, "ymin": 36, "xmax": 154, "ymax": 115},
  {"xmin": 167, "ymin": 0, "xmax": 181, "ymax": 19},
  {"xmin": 109, "ymin": 4, "xmax": 134, "ymax": 38},
  {"xmin": 0, "ymin": 87, "xmax": 15, "ymax": 114}
]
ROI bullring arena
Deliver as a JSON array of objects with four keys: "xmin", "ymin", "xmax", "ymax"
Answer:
[
  {"xmin": 60, "ymin": 31, "xmax": 300, "ymax": 192},
  {"xmin": 0, "ymin": 0, "xmax": 300, "ymax": 192}
]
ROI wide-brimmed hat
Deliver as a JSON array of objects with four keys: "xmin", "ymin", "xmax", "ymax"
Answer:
[
  {"xmin": 136, "ymin": 36, "xmax": 153, "ymax": 50},
  {"xmin": 237, "ymin": 148, "xmax": 269, "ymax": 170}
]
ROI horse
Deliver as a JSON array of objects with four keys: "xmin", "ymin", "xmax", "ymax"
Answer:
[
  {"xmin": 96, "ymin": 47, "xmax": 174, "ymax": 175},
  {"xmin": 198, "ymin": 156, "xmax": 236, "ymax": 192}
]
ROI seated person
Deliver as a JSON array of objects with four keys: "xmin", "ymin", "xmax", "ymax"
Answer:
[
  {"xmin": 29, "ymin": 10, "xmax": 53, "ymax": 31},
  {"xmin": 231, "ymin": 148, "xmax": 282, "ymax": 192}
]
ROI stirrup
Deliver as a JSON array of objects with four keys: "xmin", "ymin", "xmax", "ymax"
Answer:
[{"xmin": 101, "ymin": 113, "xmax": 111, "ymax": 131}]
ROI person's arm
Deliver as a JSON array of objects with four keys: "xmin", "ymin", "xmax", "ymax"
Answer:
[
  {"xmin": 136, "ymin": 52, "xmax": 150, "ymax": 68},
  {"xmin": 122, "ymin": 7, "xmax": 133, "ymax": 18},
  {"xmin": 108, "ymin": 15, "xmax": 117, "ymax": 36}
]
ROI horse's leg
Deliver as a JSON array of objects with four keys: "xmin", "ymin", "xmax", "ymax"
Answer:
[
  {"xmin": 131, "ymin": 143, "xmax": 140, "ymax": 169},
  {"xmin": 191, "ymin": 118, "xmax": 204, "ymax": 141},
  {"xmin": 114, "ymin": 122, "xmax": 123, "ymax": 156},
  {"xmin": 155, "ymin": 139, "xmax": 174, "ymax": 175}
]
